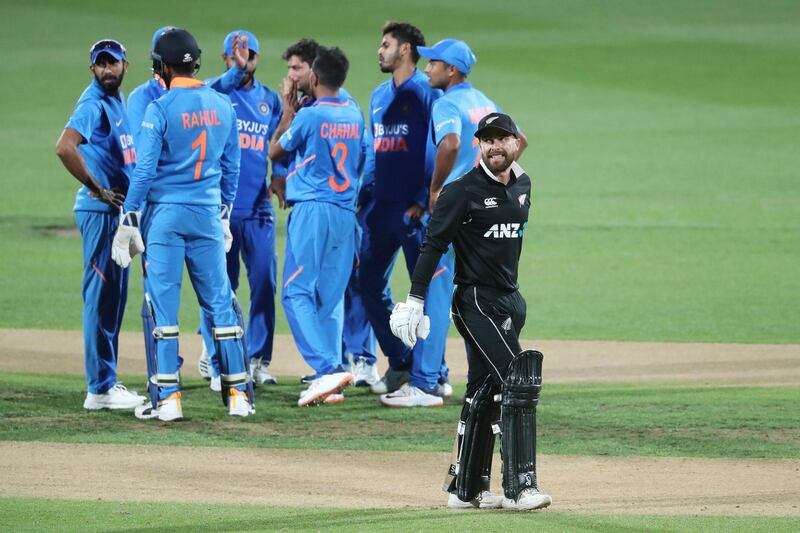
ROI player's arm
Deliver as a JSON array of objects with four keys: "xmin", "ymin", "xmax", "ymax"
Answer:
[
  {"xmin": 55, "ymin": 127, "xmax": 124, "ymax": 208},
  {"xmin": 428, "ymin": 133, "xmax": 460, "ymax": 213},
  {"xmin": 516, "ymin": 130, "xmax": 528, "ymax": 160},
  {"xmin": 428, "ymin": 99, "xmax": 462, "ymax": 213},
  {"xmin": 122, "ymin": 104, "xmax": 165, "ymax": 213},
  {"xmin": 206, "ymin": 35, "xmax": 248, "ymax": 94},
  {"xmin": 268, "ymin": 95, "xmax": 288, "ymax": 209},
  {"xmin": 127, "ymin": 88, "xmax": 148, "ymax": 143},
  {"xmin": 391, "ymin": 181, "xmax": 467, "ymax": 348},
  {"xmin": 219, "ymin": 103, "xmax": 242, "ymax": 207}
]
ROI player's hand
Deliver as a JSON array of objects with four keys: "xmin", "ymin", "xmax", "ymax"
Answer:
[
  {"xmin": 279, "ymin": 77, "xmax": 299, "ymax": 112},
  {"xmin": 389, "ymin": 296, "xmax": 430, "ymax": 349},
  {"xmin": 405, "ymin": 204, "xmax": 425, "ymax": 222},
  {"xmin": 232, "ymin": 34, "xmax": 249, "ymax": 70},
  {"xmin": 428, "ymin": 188, "xmax": 441, "ymax": 214},
  {"xmin": 270, "ymin": 176, "xmax": 287, "ymax": 209},
  {"xmin": 89, "ymin": 187, "xmax": 125, "ymax": 208},
  {"xmin": 111, "ymin": 211, "xmax": 144, "ymax": 268},
  {"xmin": 220, "ymin": 204, "xmax": 233, "ymax": 253}
]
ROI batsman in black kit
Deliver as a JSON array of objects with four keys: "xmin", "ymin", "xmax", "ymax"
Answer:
[{"xmin": 390, "ymin": 112, "xmax": 551, "ymax": 511}]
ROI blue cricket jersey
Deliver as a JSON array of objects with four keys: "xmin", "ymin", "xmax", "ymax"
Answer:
[
  {"xmin": 127, "ymin": 78, "xmax": 167, "ymax": 142},
  {"xmin": 362, "ymin": 69, "xmax": 441, "ymax": 207},
  {"xmin": 278, "ymin": 95, "xmax": 364, "ymax": 210},
  {"xmin": 123, "ymin": 77, "xmax": 241, "ymax": 212},
  {"xmin": 206, "ymin": 74, "xmax": 282, "ymax": 211},
  {"xmin": 66, "ymin": 79, "xmax": 136, "ymax": 213},
  {"xmin": 430, "ymin": 82, "xmax": 499, "ymax": 186}
]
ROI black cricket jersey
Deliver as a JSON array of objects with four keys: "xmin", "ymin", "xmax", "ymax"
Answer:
[{"xmin": 410, "ymin": 161, "xmax": 531, "ymax": 298}]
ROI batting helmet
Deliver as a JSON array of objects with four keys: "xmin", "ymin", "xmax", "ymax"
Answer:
[{"xmin": 152, "ymin": 28, "xmax": 201, "ymax": 67}]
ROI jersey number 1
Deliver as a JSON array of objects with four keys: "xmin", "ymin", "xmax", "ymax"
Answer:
[{"xmin": 191, "ymin": 130, "xmax": 207, "ymax": 180}]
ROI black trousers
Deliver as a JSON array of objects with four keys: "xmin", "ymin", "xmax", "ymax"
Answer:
[{"xmin": 451, "ymin": 285, "xmax": 527, "ymax": 398}]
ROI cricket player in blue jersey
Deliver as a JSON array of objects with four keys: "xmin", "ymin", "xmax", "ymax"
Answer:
[
  {"xmin": 356, "ymin": 22, "xmax": 451, "ymax": 407},
  {"xmin": 268, "ymin": 46, "xmax": 363, "ymax": 407},
  {"xmin": 276, "ymin": 39, "xmax": 375, "ymax": 394},
  {"xmin": 195, "ymin": 30, "xmax": 283, "ymax": 391},
  {"xmin": 56, "ymin": 39, "xmax": 146, "ymax": 411},
  {"xmin": 111, "ymin": 28, "xmax": 252, "ymax": 421}
]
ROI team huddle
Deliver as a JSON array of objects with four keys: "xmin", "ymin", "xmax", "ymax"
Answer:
[{"xmin": 56, "ymin": 22, "xmax": 550, "ymax": 510}]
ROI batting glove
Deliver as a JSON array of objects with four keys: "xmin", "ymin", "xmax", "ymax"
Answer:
[
  {"xmin": 221, "ymin": 203, "xmax": 233, "ymax": 253},
  {"xmin": 389, "ymin": 295, "xmax": 430, "ymax": 349},
  {"xmin": 111, "ymin": 211, "xmax": 144, "ymax": 268}
]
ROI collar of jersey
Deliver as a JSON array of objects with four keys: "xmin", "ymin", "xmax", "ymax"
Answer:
[
  {"xmin": 479, "ymin": 158, "xmax": 524, "ymax": 185},
  {"xmin": 170, "ymin": 77, "xmax": 204, "ymax": 89},
  {"xmin": 445, "ymin": 81, "xmax": 472, "ymax": 94},
  {"xmin": 391, "ymin": 69, "xmax": 422, "ymax": 92},
  {"xmin": 314, "ymin": 96, "xmax": 347, "ymax": 106}
]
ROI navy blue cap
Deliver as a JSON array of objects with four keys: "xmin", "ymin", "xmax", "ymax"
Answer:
[
  {"xmin": 152, "ymin": 26, "xmax": 177, "ymax": 49},
  {"xmin": 417, "ymin": 39, "xmax": 476, "ymax": 74},
  {"xmin": 224, "ymin": 30, "xmax": 260, "ymax": 56},
  {"xmin": 474, "ymin": 112, "xmax": 519, "ymax": 139},
  {"xmin": 90, "ymin": 39, "xmax": 126, "ymax": 64}
]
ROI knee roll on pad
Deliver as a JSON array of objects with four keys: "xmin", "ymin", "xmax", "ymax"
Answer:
[
  {"xmin": 449, "ymin": 376, "xmax": 501, "ymax": 502},
  {"xmin": 500, "ymin": 349, "xmax": 544, "ymax": 499}
]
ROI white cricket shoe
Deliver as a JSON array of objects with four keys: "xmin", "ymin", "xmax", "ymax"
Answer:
[
  {"xmin": 135, "ymin": 392, "xmax": 183, "ymax": 421},
  {"xmin": 210, "ymin": 375, "xmax": 221, "ymax": 392},
  {"xmin": 228, "ymin": 388, "xmax": 255, "ymax": 417},
  {"xmin": 250, "ymin": 359, "xmax": 277, "ymax": 385},
  {"xmin": 353, "ymin": 358, "xmax": 379, "ymax": 387},
  {"xmin": 447, "ymin": 491, "xmax": 504, "ymax": 509},
  {"xmin": 501, "ymin": 488, "xmax": 552, "ymax": 511},
  {"xmin": 297, "ymin": 372, "xmax": 354, "ymax": 407},
  {"xmin": 370, "ymin": 368, "xmax": 409, "ymax": 395},
  {"xmin": 323, "ymin": 392, "xmax": 345, "ymax": 404},
  {"xmin": 198, "ymin": 341, "xmax": 212, "ymax": 380},
  {"xmin": 438, "ymin": 382, "xmax": 454, "ymax": 397},
  {"xmin": 84, "ymin": 383, "xmax": 146, "ymax": 410},
  {"xmin": 380, "ymin": 384, "xmax": 444, "ymax": 408}
]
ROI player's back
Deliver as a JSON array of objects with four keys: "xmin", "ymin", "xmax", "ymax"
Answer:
[
  {"xmin": 284, "ymin": 96, "xmax": 364, "ymax": 210},
  {"xmin": 433, "ymin": 82, "xmax": 498, "ymax": 186},
  {"xmin": 145, "ymin": 79, "xmax": 238, "ymax": 206}
]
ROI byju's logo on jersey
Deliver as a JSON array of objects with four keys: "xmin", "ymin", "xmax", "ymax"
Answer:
[
  {"xmin": 484, "ymin": 197, "xmax": 498, "ymax": 208},
  {"xmin": 483, "ymin": 223, "xmax": 522, "ymax": 239}
]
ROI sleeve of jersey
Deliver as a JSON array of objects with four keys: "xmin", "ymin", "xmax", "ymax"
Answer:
[
  {"xmin": 360, "ymin": 98, "xmax": 375, "ymax": 195},
  {"xmin": 409, "ymin": 181, "xmax": 468, "ymax": 298},
  {"xmin": 278, "ymin": 110, "xmax": 307, "ymax": 153},
  {"xmin": 126, "ymin": 89, "xmax": 147, "ymax": 142},
  {"xmin": 123, "ymin": 103, "xmax": 165, "ymax": 212},
  {"xmin": 206, "ymin": 66, "xmax": 245, "ymax": 94},
  {"xmin": 431, "ymin": 100, "xmax": 461, "ymax": 146},
  {"xmin": 65, "ymin": 100, "xmax": 103, "ymax": 143},
  {"xmin": 219, "ymin": 105, "xmax": 242, "ymax": 206},
  {"xmin": 269, "ymin": 96, "xmax": 285, "ymax": 181}
]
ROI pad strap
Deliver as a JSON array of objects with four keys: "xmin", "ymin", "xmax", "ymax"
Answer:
[
  {"xmin": 153, "ymin": 325, "xmax": 179, "ymax": 339},
  {"xmin": 213, "ymin": 325, "xmax": 243, "ymax": 340},
  {"xmin": 155, "ymin": 373, "xmax": 180, "ymax": 387}
]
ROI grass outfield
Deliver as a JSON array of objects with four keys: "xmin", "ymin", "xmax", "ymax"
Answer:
[
  {"xmin": 0, "ymin": 0, "xmax": 798, "ymax": 342},
  {"xmin": 3, "ymin": 499, "xmax": 798, "ymax": 533},
  {"xmin": 2, "ymin": 373, "xmax": 797, "ymax": 459}
]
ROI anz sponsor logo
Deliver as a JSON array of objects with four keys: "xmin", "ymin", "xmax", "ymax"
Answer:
[{"xmin": 483, "ymin": 223, "xmax": 523, "ymax": 239}]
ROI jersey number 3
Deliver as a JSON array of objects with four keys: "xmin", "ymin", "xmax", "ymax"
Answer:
[
  {"xmin": 191, "ymin": 130, "xmax": 207, "ymax": 180},
  {"xmin": 328, "ymin": 142, "xmax": 350, "ymax": 192}
]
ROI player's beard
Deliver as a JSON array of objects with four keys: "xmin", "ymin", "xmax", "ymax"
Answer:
[
  {"xmin": 95, "ymin": 71, "xmax": 124, "ymax": 95},
  {"xmin": 484, "ymin": 149, "xmax": 514, "ymax": 173},
  {"xmin": 239, "ymin": 68, "xmax": 256, "ymax": 88},
  {"xmin": 379, "ymin": 50, "xmax": 400, "ymax": 73}
]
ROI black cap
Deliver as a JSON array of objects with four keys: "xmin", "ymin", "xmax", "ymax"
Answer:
[
  {"xmin": 474, "ymin": 112, "xmax": 519, "ymax": 139},
  {"xmin": 153, "ymin": 28, "xmax": 201, "ymax": 66}
]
